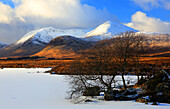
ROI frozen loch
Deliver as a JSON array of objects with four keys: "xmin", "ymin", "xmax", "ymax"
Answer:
[{"xmin": 0, "ymin": 68, "xmax": 169, "ymax": 109}]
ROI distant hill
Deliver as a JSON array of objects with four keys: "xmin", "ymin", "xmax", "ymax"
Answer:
[
  {"xmin": 0, "ymin": 39, "xmax": 46, "ymax": 57},
  {"xmin": 144, "ymin": 34, "xmax": 170, "ymax": 54},
  {"xmin": 33, "ymin": 36, "xmax": 93, "ymax": 58}
]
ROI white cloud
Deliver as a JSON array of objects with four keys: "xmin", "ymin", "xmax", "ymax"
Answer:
[
  {"xmin": 0, "ymin": 22, "xmax": 34, "ymax": 44},
  {"xmin": 132, "ymin": 0, "xmax": 170, "ymax": 10},
  {"xmin": 0, "ymin": 0, "xmax": 119, "ymax": 44},
  {"xmin": 164, "ymin": 0, "xmax": 170, "ymax": 9},
  {"xmin": 13, "ymin": 0, "xmax": 118, "ymax": 28},
  {"xmin": 0, "ymin": 2, "xmax": 14, "ymax": 24},
  {"xmin": 126, "ymin": 11, "xmax": 170, "ymax": 33}
]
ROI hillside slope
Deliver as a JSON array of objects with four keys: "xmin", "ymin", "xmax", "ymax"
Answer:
[{"xmin": 33, "ymin": 36, "xmax": 93, "ymax": 58}]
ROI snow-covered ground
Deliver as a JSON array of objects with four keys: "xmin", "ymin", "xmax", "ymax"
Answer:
[{"xmin": 0, "ymin": 68, "xmax": 169, "ymax": 109}]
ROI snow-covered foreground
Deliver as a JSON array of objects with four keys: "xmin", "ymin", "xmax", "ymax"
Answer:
[{"xmin": 0, "ymin": 68, "xmax": 169, "ymax": 109}]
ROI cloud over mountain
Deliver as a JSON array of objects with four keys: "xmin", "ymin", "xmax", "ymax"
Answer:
[
  {"xmin": 0, "ymin": 2, "xmax": 14, "ymax": 24},
  {"xmin": 126, "ymin": 11, "xmax": 170, "ymax": 33},
  {"xmin": 0, "ymin": 0, "xmax": 118, "ymax": 44}
]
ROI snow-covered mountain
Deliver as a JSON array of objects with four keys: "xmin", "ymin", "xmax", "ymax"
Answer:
[
  {"xmin": 0, "ymin": 43, "xmax": 8, "ymax": 49},
  {"xmin": 4, "ymin": 20, "xmax": 170, "ymax": 58},
  {"xmin": 15, "ymin": 27, "xmax": 86, "ymax": 45},
  {"xmin": 0, "ymin": 27, "xmax": 88, "ymax": 57},
  {"xmin": 84, "ymin": 21, "xmax": 137, "ymax": 41},
  {"xmin": 13, "ymin": 21, "xmax": 138, "ymax": 45}
]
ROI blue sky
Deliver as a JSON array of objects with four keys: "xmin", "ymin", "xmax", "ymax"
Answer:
[
  {"xmin": 1, "ymin": 0, "xmax": 170, "ymax": 23},
  {"xmin": 1, "ymin": 0, "xmax": 14, "ymax": 7},
  {"xmin": 82, "ymin": 0, "xmax": 170, "ymax": 23},
  {"xmin": 0, "ymin": 0, "xmax": 170, "ymax": 43}
]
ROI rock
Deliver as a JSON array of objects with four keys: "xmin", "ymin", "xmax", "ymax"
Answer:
[
  {"xmin": 123, "ymin": 88, "xmax": 137, "ymax": 95},
  {"xmin": 152, "ymin": 102, "xmax": 158, "ymax": 105},
  {"xmin": 145, "ymin": 72, "xmax": 169, "ymax": 91},
  {"xmin": 136, "ymin": 96, "xmax": 150, "ymax": 103},
  {"xmin": 83, "ymin": 86, "xmax": 100, "ymax": 96},
  {"xmin": 104, "ymin": 90, "xmax": 119, "ymax": 101},
  {"xmin": 143, "ymin": 71, "xmax": 170, "ymax": 103},
  {"xmin": 85, "ymin": 99, "xmax": 93, "ymax": 102},
  {"xmin": 145, "ymin": 102, "xmax": 148, "ymax": 104}
]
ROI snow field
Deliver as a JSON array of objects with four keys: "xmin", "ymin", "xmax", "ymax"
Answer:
[{"xmin": 0, "ymin": 68, "xmax": 169, "ymax": 109}]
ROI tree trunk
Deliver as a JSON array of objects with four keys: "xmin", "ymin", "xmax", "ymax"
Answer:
[
  {"xmin": 121, "ymin": 74, "xmax": 126, "ymax": 89},
  {"xmin": 137, "ymin": 74, "xmax": 139, "ymax": 82},
  {"xmin": 107, "ymin": 85, "xmax": 112, "ymax": 92}
]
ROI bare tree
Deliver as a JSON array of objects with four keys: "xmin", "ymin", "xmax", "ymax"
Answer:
[
  {"xmin": 111, "ymin": 31, "xmax": 146, "ymax": 89},
  {"xmin": 66, "ymin": 41, "xmax": 118, "ymax": 99},
  {"xmin": 65, "ymin": 31, "xmax": 146, "ymax": 99}
]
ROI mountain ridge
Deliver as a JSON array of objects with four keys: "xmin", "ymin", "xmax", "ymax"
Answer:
[
  {"xmin": 15, "ymin": 27, "xmax": 87, "ymax": 45},
  {"xmin": 0, "ymin": 21, "xmax": 169, "ymax": 58}
]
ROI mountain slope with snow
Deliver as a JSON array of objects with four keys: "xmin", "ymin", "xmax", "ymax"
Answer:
[
  {"xmin": 15, "ymin": 27, "xmax": 86, "ymax": 45},
  {"xmin": 0, "ymin": 27, "xmax": 87, "ymax": 57},
  {"xmin": 0, "ymin": 43, "xmax": 8, "ymax": 49},
  {"xmin": 84, "ymin": 21, "xmax": 137, "ymax": 41}
]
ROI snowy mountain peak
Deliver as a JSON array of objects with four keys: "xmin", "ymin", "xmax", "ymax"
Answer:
[
  {"xmin": 14, "ymin": 21, "xmax": 137, "ymax": 45},
  {"xmin": 85, "ymin": 21, "xmax": 111, "ymax": 37},
  {"xmin": 0, "ymin": 43, "xmax": 8, "ymax": 49},
  {"xmin": 84, "ymin": 21, "xmax": 137, "ymax": 41},
  {"xmin": 15, "ymin": 27, "xmax": 86, "ymax": 45},
  {"xmin": 15, "ymin": 28, "xmax": 45, "ymax": 44}
]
